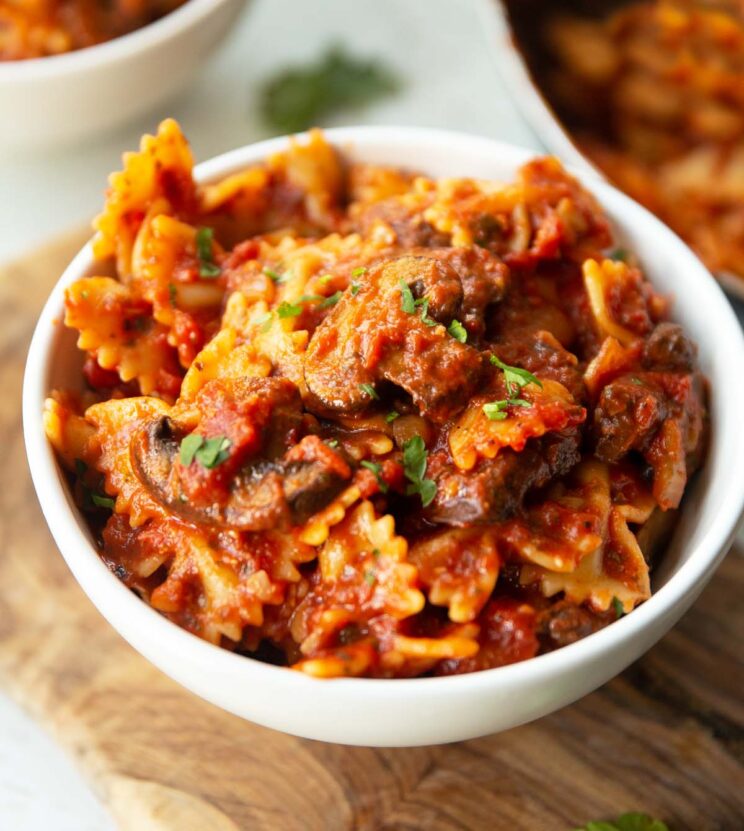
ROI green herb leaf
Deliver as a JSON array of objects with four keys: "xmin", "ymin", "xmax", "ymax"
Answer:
[
  {"xmin": 260, "ymin": 46, "xmax": 400, "ymax": 134},
  {"xmin": 195, "ymin": 436, "xmax": 231, "ymax": 469},
  {"xmin": 402, "ymin": 435, "xmax": 437, "ymax": 507},
  {"xmin": 263, "ymin": 267, "xmax": 285, "ymax": 283},
  {"xmin": 612, "ymin": 596, "xmax": 625, "ymax": 618},
  {"xmin": 448, "ymin": 319, "xmax": 467, "ymax": 343},
  {"xmin": 385, "ymin": 410, "xmax": 400, "ymax": 423},
  {"xmin": 277, "ymin": 300, "xmax": 304, "ymax": 318},
  {"xmin": 361, "ymin": 460, "xmax": 388, "ymax": 493},
  {"xmin": 180, "ymin": 434, "xmax": 204, "ymax": 466},
  {"xmin": 490, "ymin": 354, "xmax": 542, "ymax": 397},
  {"xmin": 415, "ymin": 297, "xmax": 437, "ymax": 327},
  {"xmin": 319, "ymin": 291, "xmax": 343, "ymax": 309},
  {"xmin": 364, "ymin": 569, "xmax": 377, "ymax": 586},
  {"xmin": 91, "ymin": 493, "xmax": 115, "ymax": 510},
  {"xmin": 610, "ymin": 248, "xmax": 629, "ymax": 262},
  {"xmin": 318, "ymin": 274, "xmax": 333, "ymax": 285},
  {"xmin": 399, "ymin": 279, "xmax": 415, "ymax": 314},
  {"xmin": 169, "ymin": 283, "xmax": 177, "ymax": 307},
  {"xmin": 483, "ymin": 401, "xmax": 508, "ymax": 421},
  {"xmin": 195, "ymin": 227, "xmax": 221, "ymax": 279},
  {"xmin": 574, "ymin": 813, "xmax": 669, "ymax": 831},
  {"xmin": 359, "ymin": 383, "xmax": 379, "ymax": 401},
  {"xmin": 350, "ymin": 281, "xmax": 361, "ymax": 297},
  {"xmin": 326, "ymin": 438, "xmax": 339, "ymax": 448},
  {"xmin": 351, "ymin": 266, "xmax": 367, "ymax": 278}
]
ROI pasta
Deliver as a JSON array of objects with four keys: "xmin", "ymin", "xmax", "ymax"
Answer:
[
  {"xmin": 0, "ymin": 1, "xmax": 187, "ymax": 61},
  {"xmin": 44, "ymin": 121, "xmax": 707, "ymax": 678},
  {"xmin": 507, "ymin": 0, "xmax": 744, "ymax": 280}
]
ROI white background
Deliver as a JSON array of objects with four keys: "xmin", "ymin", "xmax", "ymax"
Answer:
[{"xmin": 0, "ymin": 1, "xmax": 740, "ymax": 829}]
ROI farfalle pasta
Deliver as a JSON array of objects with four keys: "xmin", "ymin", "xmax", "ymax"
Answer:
[{"xmin": 45, "ymin": 121, "xmax": 707, "ymax": 678}]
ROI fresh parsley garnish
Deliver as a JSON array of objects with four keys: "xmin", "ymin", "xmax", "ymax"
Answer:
[
  {"xmin": 448, "ymin": 319, "xmax": 467, "ymax": 343},
  {"xmin": 609, "ymin": 248, "xmax": 629, "ymax": 262},
  {"xmin": 350, "ymin": 281, "xmax": 361, "ymax": 296},
  {"xmin": 195, "ymin": 227, "xmax": 221, "ymax": 279},
  {"xmin": 260, "ymin": 46, "xmax": 400, "ymax": 134},
  {"xmin": 482, "ymin": 398, "xmax": 530, "ymax": 421},
  {"xmin": 399, "ymin": 279, "xmax": 416, "ymax": 314},
  {"xmin": 385, "ymin": 410, "xmax": 400, "ymax": 423},
  {"xmin": 360, "ymin": 460, "xmax": 388, "ymax": 492},
  {"xmin": 414, "ymin": 297, "xmax": 437, "ymax": 327},
  {"xmin": 168, "ymin": 283, "xmax": 177, "ymax": 307},
  {"xmin": 326, "ymin": 438, "xmax": 339, "ymax": 448},
  {"xmin": 351, "ymin": 266, "xmax": 367, "ymax": 278},
  {"xmin": 277, "ymin": 300, "xmax": 303, "ymax": 319},
  {"xmin": 363, "ymin": 569, "xmax": 377, "ymax": 586},
  {"xmin": 319, "ymin": 291, "xmax": 343, "ymax": 309},
  {"xmin": 490, "ymin": 354, "xmax": 542, "ymax": 398},
  {"xmin": 402, "ymin": 436, "xmax": 436, "ymax": 507},
  {"xmin": 91, "ymin": 493, "xmax": 115, "ymax": 510},
  {"xmin": 318, "ymin": 274, "xmax": 332, "ymax": 285},
  {"xmin": 359, "ymin": 383, "xmax": 379, "ymax": 401},
  {"xmin": 180, "ymin": 434, "xmax": 231, "ymax": 469},
  {"xmin": 263, "ymin": 267, "xmax": 286, "ymax": 283},
  {"xmin": 612, "ymin": 596, "xmax": 625, "ymax": 618},
  {"xmin": 574, "ymin": 812, "xmax": 669, "ymax": 831}
]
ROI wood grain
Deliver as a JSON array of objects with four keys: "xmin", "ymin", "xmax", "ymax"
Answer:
[{"xmin": 0, "ymin": 231, "xmax": 742, "ymax": 831}]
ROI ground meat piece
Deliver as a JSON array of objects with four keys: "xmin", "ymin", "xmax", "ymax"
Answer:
[
  {"xmin": 426, "ymin": 430, "xmax": 581, "ymax": 525},
  {"xmin": 642, "ymin": 322, "xmax": 698, "ymax": 372},
  {"xmin": 304, "ymin": 254, "xmax": 486, "ymax": 422},
  {"xmin": 352, "ymin": 198, "xmax": 451, "ymax": 248},
  {"xmin": 536, "ymin": 600, "xmax": 613, "ymax": 651},
  {"xmin": 593, "ymin": 376, "xmax": 668, "ymax": 461}
]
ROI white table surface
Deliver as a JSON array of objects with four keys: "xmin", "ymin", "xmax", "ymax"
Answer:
[
  {"xmin": 0, "ymin": 2, "xmax": 540, "ymax": 828},
  {"xmin": 1, "ymin": 2, "xmax": 739, "ymax": 829}
]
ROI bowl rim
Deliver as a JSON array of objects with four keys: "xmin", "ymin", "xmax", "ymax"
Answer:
[
  {"xmin": 0, "ymin": 0, "xmax": 240, "ymax": 80},
  {"xmin": 22, "ymin": 125, "xmax": 744, "ymax": 705}
]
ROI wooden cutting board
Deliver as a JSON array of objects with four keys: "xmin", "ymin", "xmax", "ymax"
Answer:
[{"xmin": 0, "ymin": 230, "xmax": 742, "ymax": 831}]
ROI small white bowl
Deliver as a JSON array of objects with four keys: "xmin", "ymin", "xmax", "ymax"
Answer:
[
  {"xmin": 23, "ymin": 127, "xmax": 744, "ymax": 747},
  {"xmin": 0, "ymin": 0, "xmax": 246, "ymax": 151}
]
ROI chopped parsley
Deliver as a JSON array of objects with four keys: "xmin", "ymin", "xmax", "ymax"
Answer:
[
  {"xmin": 318, "ymin": 273, "xmax": 333, "ymax": 285},
  {"xmin": 361, "ymin": 460, "xmax": 388, "ymax": 492},
  {"xmin": 263, "ymin": 267, "xmax": 286, "ymax": 283},
  {"xmin": 609, "ymin": 248, "xmax": 629, "ymax": 262},
  {"xmin": 351, "ymin": 266, "xmax": 367, "ymax": 278},
  {"xmin": 350, "ymin": 281, "xmax": 361, "ymax": 296},
  {"xmin": 399, "ymin": 279, "xmax": 416, "ymax": 314},
  {"xmin": 574, "ymin": 813, "xmax": 669, "ymax": 831},
  {"xmin": 319, "ymin": 290, "xmax": 343, "ymax": 309},
  {"xmin": 483, "ymin": 398, "xmax": 530, "ymax": 421},
  {"xmin": 490, "ymin": 354, "xmax": 542, "ymax": 397},
  {"xmin": 364, "ymin": 569, "xmax": 377, "ymax": 586},
  {"xmin": 402, "ymin": 436, "xmax": 436, "ymax": 507},
  {"xmin": 91, "ymin": 493, "xmax": 115, "ymax": 510},
  {"xmin": 612, "ymin": 596, "xmax": 625, "ymax": 618},
  {"xmin": 277, "ymin": 300, "xmax": 304, "ymax": 318},
  {"xmin": 326, "ymin": 438, "xmax": 339, "ymax": 448},
  {"xmin": 260, "ymin": 46, "xmax": 400, "ymax": 134},
  {"xmin": 414, "ymin": 297, "xmax": 437, "ymax": 327},
  {"xmin": 169, "ymin": 283, "xmax": 177, "ymax": 307},
  {"xmin": 448, "ymin": 319, "xmax": 467, "ymax": 343},
  {"xmin": 385, "ymin": 410, "xmax": 400, "ymax": 423},
  {"xmin": 359, "ymin": 383, "xmax": 379, "ymax": 401},
  {"xmin": 179, "ymin": 434, "xmax": 231, "ymax": 469},
  {"xmin": 195, "ymin": 227, "xmax": 221, "ymax": 279}
]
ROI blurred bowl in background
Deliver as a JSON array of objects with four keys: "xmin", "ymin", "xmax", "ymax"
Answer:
[
  {"xmin": 479, "ymin": 0, "xmax": 744, "ymax": 302},
  {"xmin": 0, "ymin": 0, "xmax": 247, "ymax": 152}
]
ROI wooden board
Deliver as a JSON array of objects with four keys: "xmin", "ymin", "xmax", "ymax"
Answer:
[{"xmin": 0, "ymin": 230, "xmax": 742, "ymax": 831}]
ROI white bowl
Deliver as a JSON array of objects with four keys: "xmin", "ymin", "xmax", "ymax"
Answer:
[
  {"xmin": 0, "ymin": 0, "xmax": 246, "ymax": 151},
  {"xmin": 23, "ymin": 126, "xmax": 744, "ymax": 747},
  {"xmin": 480, "ymin": 0, "xmax": 744, "ymax": 302}
]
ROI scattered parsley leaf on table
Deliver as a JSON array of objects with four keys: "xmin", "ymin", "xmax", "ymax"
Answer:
[
  {"xmin": 574, "ymin": 813, "xmax": 670, "ymax": 831},
  {"xmin": 260, "ymin": 46, "xmax": 400, "ymax": 134}
]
